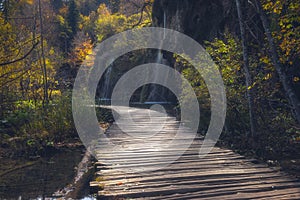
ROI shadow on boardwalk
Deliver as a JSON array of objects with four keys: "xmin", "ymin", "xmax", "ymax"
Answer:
[{"xmin": 90, "ymin": 106, "xmax": 300, "ymax": 199}]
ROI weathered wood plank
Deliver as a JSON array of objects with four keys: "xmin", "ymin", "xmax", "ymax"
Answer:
[{"xmin": 91, "ymin": 106, "xmax": 300, "ymax": 199}]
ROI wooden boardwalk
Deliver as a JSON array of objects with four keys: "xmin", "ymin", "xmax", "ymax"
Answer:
[{"xmin": 91, "ymin": 106, "xmax": 300, "ymax": 199}]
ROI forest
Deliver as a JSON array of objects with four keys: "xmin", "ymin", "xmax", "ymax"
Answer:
[{"xmin": 0, "ymin": 0, "xmax": 300, "ymax": 199}]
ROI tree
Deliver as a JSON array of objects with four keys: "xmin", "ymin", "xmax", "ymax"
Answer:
[
  {"xmin": 0, "ymin": 0, "xmax": 62, "ymax": 106},
  {"xmin": 38, "ymin": 0, "xmax": 48, "ymax": 104},
  {"xmin": 67, "ymin": 0, "xmax": 79, "ymax": 39},
  {"xmin": 254, "ymin": 0, "xmax": 300, "ymax": 124},
  {"xmin": 235, "ymin": 0, "xmax": 257, "ymax": 137}
]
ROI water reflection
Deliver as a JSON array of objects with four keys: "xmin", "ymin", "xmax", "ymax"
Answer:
[{"xmin": 0, "ymin": 148, "xmax": 86, "ymax": 199}]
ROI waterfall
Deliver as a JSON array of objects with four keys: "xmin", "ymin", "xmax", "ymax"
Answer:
[
  {"xmin": 156, "ymin": 51, "xmax": 163, "ymax": 65},
  {"xmin": 147, "ymin": 51, "xmax": 163, "ymax": 101},
  {"xmin": 100, "ymin": 66, "xmax": 112, "ymax": 100},
  {"xmin": 163, "ymin": 11, "xmax": 166, "ymax": 38},
  {"xmin": 147, "ymin": 10, "xmax": 169, "ymax": 102}
]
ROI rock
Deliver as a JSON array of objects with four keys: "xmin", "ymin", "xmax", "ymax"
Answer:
[{"xmin": 152, "ymin": 0, "xmax": 235, "ymax": 44}]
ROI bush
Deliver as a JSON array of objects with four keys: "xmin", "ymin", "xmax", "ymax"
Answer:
[{"xmin": 1, "ymin": 92, "xmax": 77, "ymax": 157}]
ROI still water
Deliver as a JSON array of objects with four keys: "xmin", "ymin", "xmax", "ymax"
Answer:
[{"xmin": 0, "ymin": 148, "xmax": 94, "ymax": 200}]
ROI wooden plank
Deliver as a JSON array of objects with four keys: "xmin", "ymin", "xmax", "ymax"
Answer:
[{"xmin": 91, "ymin": 106, "xmax": 300, "ymax": 199}]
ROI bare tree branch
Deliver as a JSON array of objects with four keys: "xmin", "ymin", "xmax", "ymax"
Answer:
[
  {"xmin": 0, "ymin": 36, "xmax": 41, "ymax": 59},
  {"xmin": 132, "ymin": 2, "xmax": 151, "ymax": 28},
  {"xmin": 0, "ymin": 67, "xmax": 38, "ymax": 89},
  {"xmin": 8, "ymin": 16, "xmax": 34, "ymax": 20},
  {"xmin": 0, "ymin": 66, "xmax": 29, "ymax": 79},
  {"xmin": 0, "ymin": 41, "xmax": 39, "ymax": 66}
]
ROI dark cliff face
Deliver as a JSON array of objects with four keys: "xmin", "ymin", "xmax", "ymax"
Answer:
[{"xmin": 152, "ymin": 0, "xmax": 234, "ymax": 43}]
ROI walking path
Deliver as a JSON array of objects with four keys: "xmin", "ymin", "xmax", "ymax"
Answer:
[{"xmin": 90, "ymin": 106, "xmax": 300, "ymax": 199}]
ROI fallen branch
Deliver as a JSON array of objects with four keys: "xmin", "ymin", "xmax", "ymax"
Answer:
[{"xmin": 0, "ymin": 162, "xmax": 36, "ymax": 178}]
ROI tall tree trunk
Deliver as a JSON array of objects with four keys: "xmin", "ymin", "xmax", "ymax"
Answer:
[
  {"xmin": 255, "ymin": 0, "xmax": 300, "ymax": 124},
  {"xmin": 4, "ymin": 0, "xmax": 9, "ymax": 22},
  {"xmin": 236, "ymin": 0, "xmax": 257, "ymax": 136},
  {"xmin": 38, "ymin": 0, "xmax": 48, "ymax": 105}
]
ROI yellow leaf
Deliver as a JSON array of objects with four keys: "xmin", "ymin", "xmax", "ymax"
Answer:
[
  {"xmin": 263, "ymin": 73, "xmax": 272, "ymax": 80},
  {"xmin": 293, "ymin": 77, "xmax": 300, "ymax": 82},
  {"xmin": 25, "ymin": 0, "xmax": 34, "ymax": 5}
]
